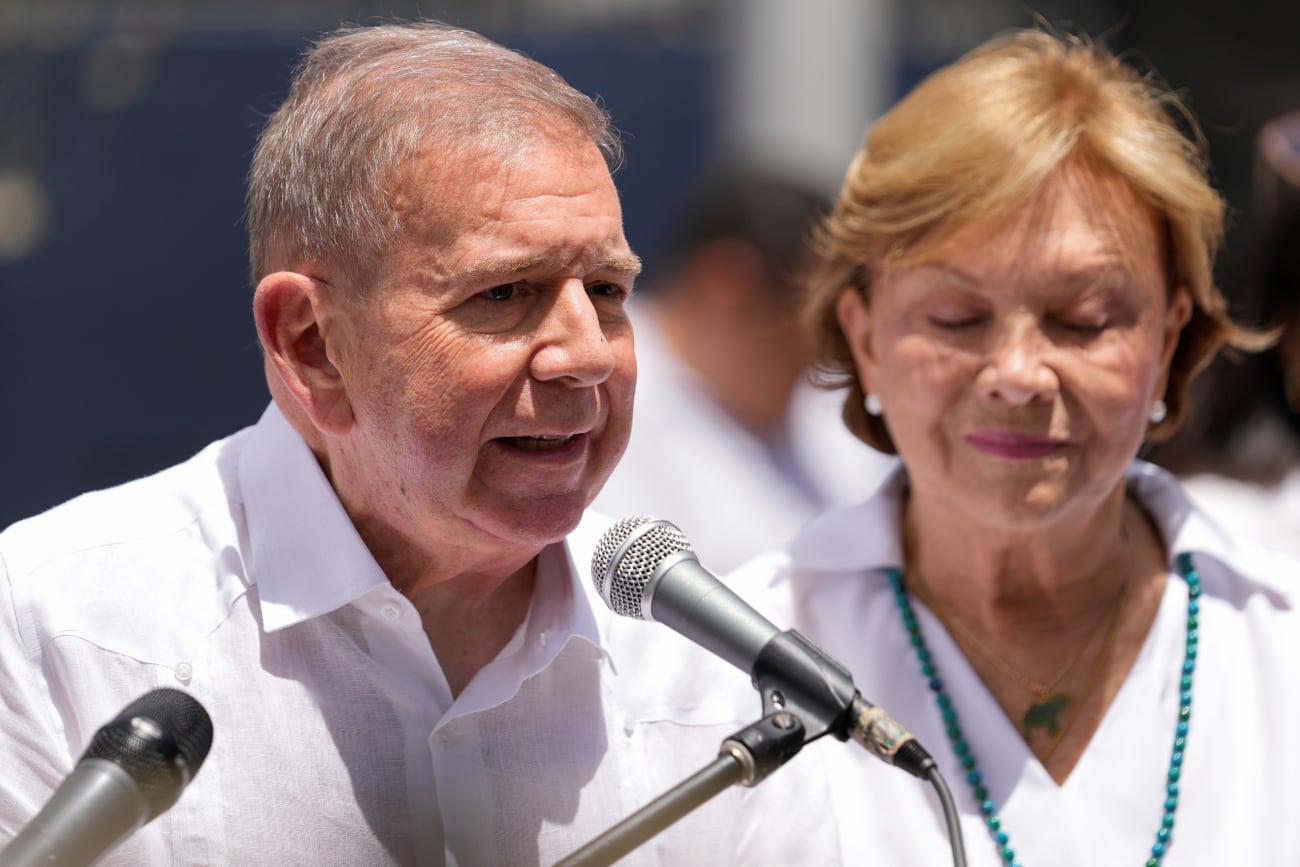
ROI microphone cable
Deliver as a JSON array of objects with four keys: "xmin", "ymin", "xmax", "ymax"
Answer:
[{"xmin": 925, "ymin": 761, "xmax": 968, "ymax": 867}]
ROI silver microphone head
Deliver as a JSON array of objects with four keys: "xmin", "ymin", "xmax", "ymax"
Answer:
[{"xmin": 591, "ymin": 515, "xmax": 694, "ymax": 619}]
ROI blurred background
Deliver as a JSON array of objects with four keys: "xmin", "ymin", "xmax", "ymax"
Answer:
[{"xmin": 2, "ymin": 0, "xmax": 1298, "ymax": 527}]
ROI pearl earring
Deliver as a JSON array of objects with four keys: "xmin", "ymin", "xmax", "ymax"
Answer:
[
  {"xmin": 1149, "ymin": 398, "xmax": 1167, "ymax": 424},
  {"xmin": 864, "ymin": 393, "xmax": 883, "ymax": 416}
]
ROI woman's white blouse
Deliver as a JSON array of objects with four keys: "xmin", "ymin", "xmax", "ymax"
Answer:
[{"xmin": 733, "ymin": 460, "xmax": 1300, "ymax": 866}]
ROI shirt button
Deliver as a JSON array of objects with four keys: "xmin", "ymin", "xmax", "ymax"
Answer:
[
  {"xmin": 380, "ymin": 602, "xmax": 401, "ymax": 620},
  {"xmin": 174, "ymin": 662, "xmax": 193, "ymax": 684},
  {"xmin": 537, "ymin": 631, "xmax": 549, "ymax": 647}
]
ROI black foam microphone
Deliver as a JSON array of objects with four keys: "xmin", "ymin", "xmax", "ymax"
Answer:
[
  {"xmin": 592, "ymin": 515, "xmax": 934, "ymax": 779},
  {"xmin": 0, "ymin": 688, "xmax": 214, "ymax": 867}
]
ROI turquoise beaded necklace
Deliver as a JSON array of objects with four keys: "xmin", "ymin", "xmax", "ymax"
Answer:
[{"xmin": 886, "ymin": 552, "xmax": 1200, "ymax": 867}]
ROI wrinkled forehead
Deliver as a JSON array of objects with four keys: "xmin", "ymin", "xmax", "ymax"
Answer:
[{"xmin": 388, "ymin": 115, "xmax": 610, "ymax": 242}]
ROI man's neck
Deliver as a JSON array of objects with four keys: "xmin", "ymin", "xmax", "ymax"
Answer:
[{"xmin": 404, "ymin": 557, "xmax": 540, "ymax": 698}]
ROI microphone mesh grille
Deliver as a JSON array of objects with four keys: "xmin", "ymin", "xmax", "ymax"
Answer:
[
  {"xmin": 591, "ymin": 515, "xmax": 693, "ymax": 619},
  {"xmin": 84, "ymin": 688, "xmax": 214, "ymax": 818}
]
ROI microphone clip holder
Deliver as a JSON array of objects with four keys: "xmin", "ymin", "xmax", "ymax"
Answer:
[
  {"xmin": 753, "ymin": 631, "xmax": 936, "ymax": 779},
  {"xmin": 753, "ymin": 629, "xmax": 858, "ymax": 743},
  {"xmin": 719, "ymin": 710, "xmax": 808, "ymax": 787}
]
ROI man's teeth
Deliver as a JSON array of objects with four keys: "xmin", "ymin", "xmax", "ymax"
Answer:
[{"xmin": 510, "ymin": 435, "xmax": 575, "ymax": 452}]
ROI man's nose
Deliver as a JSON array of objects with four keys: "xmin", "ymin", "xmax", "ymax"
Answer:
[{"xmin": 531, "ymin": 280, "xmax": 617, "ymax": 386}]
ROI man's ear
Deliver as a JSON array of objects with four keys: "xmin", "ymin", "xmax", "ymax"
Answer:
[{"xmin": 253, "ymin": 271, "xmax": 354, "ymax": 436}]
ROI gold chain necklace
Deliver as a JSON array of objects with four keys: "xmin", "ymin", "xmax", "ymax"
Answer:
[
  {"xmin": 1035, "ymin": 578, "xmax": 1130, "ymax": 758},
  {"xmin": 912, "ymin": 576, "xmax": 1131, "ymax": 754}
]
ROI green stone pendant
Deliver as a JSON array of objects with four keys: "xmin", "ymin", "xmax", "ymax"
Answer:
[{"xmin": 1022, "ymin": 693, "xmax": 1070, "ymax": 735}]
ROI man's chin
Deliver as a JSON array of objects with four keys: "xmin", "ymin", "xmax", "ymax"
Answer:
[{"xmin": 489, "ymin": 495, "xmax": 589, "ymax": 547}]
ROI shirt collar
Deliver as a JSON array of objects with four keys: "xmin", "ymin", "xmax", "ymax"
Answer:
[
  {"xmin": 239, "ymin": 403, "xmax": 389, "ymax": 632},
  {"xmin": 786, "ymin": 464, "xmax": 909, "ymax": 574},
  {"xmin": 239, "ymin": 402, "xmax": 614, "ymax": 643},
  {"xmin": 443, "ymin": 534, "xmax": 605, "ymax": 718},
  {"xmin": 1125, "ymin": 460, "xmax": 1294, "ymax": 598},
  {"xmin": 520, "ymin": 529, "xmax": 603, "ymax": 655},
  {"xmin": 559, "ymin": 511, "xmax": 614, "ymax": 656},
  {"xmin": 785, "ymin": 459, "xmax": 1291, "ymax": 601}
]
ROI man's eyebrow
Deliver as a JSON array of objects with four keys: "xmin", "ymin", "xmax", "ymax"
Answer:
[
  {"xmin": 462, "ymin": 258, "xmax": 543, "ymax": 280},
  {"xmin": 463, "ymin": 253, "xmax": 643, "ymax": 281},
  {"xmin": 596, "ymin": 255, "xmax": 643, "ymax": 276}
]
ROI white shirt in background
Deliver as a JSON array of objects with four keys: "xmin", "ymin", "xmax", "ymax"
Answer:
[
  {"xmin": 593, "ymin": 311, "xmax": 897, "ymax": 574},
  {"xmin": 1180, "ymin": 466, "xmax": 1300, "ymax": 561}
]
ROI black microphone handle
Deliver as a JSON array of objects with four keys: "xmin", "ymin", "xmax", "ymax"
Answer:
[
  {"xmin": 646, "ymin": 551, "xmax": 780, "ymax": 674},
  {"xmin": 645, "ymin": 553, "xmax": 862, "ymax": 742},
  {"xmin": 0, "ymin": 759, "xmax": 150, "ymax": 867}
]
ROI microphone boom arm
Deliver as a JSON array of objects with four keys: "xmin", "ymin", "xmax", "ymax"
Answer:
[{"xmin": 553, "ymin": 712, "xmax": 807, "ymax": 867}]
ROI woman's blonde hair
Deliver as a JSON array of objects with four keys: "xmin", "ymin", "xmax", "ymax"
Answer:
[{"xmin": 803, "ymin": 28, "xmax": 1267, "ymax": 452}]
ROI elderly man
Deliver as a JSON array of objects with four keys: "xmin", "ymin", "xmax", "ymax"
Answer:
[{"xmin": 0, "ymin": 21, "xmax": 838, "ymax": 866}]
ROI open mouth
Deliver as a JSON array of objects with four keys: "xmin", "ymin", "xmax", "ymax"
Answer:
[{"xmin": 500, "ymin": 434, "xmax": 578, "ymax": 452}]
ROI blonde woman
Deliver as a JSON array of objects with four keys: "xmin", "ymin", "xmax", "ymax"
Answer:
[{"xmin": 740, "ymin": 28, "xmax": 1300, "ymax": 866}]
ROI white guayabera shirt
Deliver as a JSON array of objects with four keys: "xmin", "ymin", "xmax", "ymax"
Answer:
[{"xmin": 0, "ymin": 403, "xmax": 841, "ymax": 867}]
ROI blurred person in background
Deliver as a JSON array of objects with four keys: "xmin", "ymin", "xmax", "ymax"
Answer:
[
  {"xmin": 593, "ymin": 167, "xmax": 896, "ymax": 572},
  {"xmin": 737, "ymin": 27, "xmax": 1300, "ymax": 865},
  {"xmin": 1154, "ymin": 110, "xmax": 1300, "ymax": 559},
  {"xmin": 0, "ymin": 20, "xmax": 838, "ymax": 865}
]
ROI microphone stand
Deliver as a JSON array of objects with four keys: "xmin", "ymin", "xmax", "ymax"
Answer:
[{"xmin": 553, "ymin": 711, "xmax": 807, "ymax": 867}]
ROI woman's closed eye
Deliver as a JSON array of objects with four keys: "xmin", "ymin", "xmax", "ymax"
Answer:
[
  {"xmin": 1049, "ymin": 303, "xmax": 1114, "ymax": 336},
  {"xmin": 928, "ymin": 313, "xmax": 986, "ymax": 330},
  {"xmin": 1054, "ymin": 317, "xmax": 1108, "ymax": 335}
]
